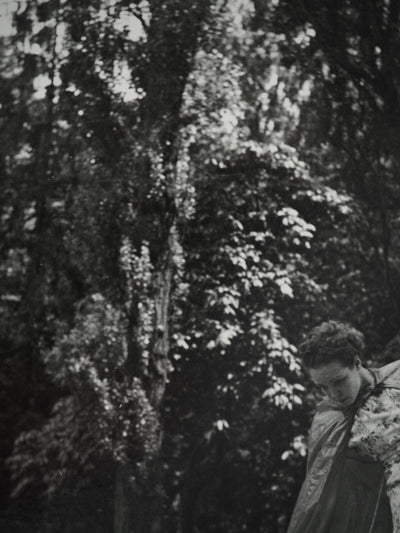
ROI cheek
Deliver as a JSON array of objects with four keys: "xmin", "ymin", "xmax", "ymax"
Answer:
[{"xmin": 347, "ymin": 376, "xmax": 360, "ymax": 396}]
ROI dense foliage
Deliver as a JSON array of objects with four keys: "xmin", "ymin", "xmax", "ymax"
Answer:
[{"xmin": 1, "ymin": 1, "xmax": 399, "ymax": 532}]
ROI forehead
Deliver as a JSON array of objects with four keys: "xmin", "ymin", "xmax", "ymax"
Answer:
[{"xmin": 309, "ymin": 361, "xmax": 350, "ymax": 385}]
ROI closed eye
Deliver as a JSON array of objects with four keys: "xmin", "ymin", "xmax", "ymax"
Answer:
[{"xmin": 333, "ymin": 377, "xmax": 346, "ymax": 385}]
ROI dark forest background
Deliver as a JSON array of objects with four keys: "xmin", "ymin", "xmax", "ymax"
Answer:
[{"xmin": 1, "ymin": 0, "xmax": 400, "ymax": 531}]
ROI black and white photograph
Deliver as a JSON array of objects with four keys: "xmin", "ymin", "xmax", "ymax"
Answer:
[{"xmin": 1, "ymin": 1, "xmax": 400, "ymax": 532}]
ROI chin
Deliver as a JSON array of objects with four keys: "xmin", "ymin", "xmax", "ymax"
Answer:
[{"xmin": 340, "ymin": 397, "xmax": 352, "ymax": 406}]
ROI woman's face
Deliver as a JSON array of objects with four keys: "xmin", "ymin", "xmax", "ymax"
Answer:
[{"xmin": 309, "ymin": 360, "xmax": 363, "ymax": 406}]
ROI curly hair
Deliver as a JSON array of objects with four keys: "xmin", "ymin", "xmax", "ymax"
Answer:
[{"xmin": 298, "ymin": 320, "xmax": 365, "ymax": 369}]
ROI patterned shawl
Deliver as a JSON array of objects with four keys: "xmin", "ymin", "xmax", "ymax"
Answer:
[{"xmin": 287, "ymin": 360, "xmax": 400, "ymax": 533}]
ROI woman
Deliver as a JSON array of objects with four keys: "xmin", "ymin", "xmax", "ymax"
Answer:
[{"xmin": 288, "ymin": 320, "xmax": 400, "ymax": 533}]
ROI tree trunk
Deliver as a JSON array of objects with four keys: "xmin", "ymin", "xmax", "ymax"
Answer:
[{"xmin": 113, "ymin": 3, "xmax": 211, "ymax": 531}]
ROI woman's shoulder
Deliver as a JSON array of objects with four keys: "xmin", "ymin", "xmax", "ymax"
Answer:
[
  {"xmin": 309, "ymin": 400, "xmax": 347, "ymax": 436},
  {"xmin": 374, "ymin": 359, "xmax": 400, "ymax": 384}
]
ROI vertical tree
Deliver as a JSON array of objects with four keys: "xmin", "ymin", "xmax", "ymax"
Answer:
[
  {"xmin": 112, "ymin": 2, "xmax": 213, "ymax": 531},
  {"xmin": 4, "ymin": 1, "xmax": 213, "ymax": 532}
]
